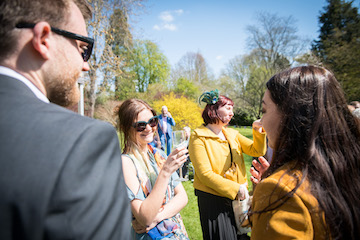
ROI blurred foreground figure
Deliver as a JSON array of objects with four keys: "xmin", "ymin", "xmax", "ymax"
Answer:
[
  {"xmin": 250, "ymin": 66, "xmax": 360, "ymax": 240},
  {"xmin": 0, "ymin": 0, "xmax": 131, "ymax": 239}
]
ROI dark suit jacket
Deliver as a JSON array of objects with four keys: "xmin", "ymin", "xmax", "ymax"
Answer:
[{"xmin": 0, "ymin": 75, "xmax": 131, "ymax": 239}]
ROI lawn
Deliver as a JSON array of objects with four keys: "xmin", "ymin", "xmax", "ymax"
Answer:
[{"xmin": 180, "ymin": 126, "xmax": 254, "ymax": 239}]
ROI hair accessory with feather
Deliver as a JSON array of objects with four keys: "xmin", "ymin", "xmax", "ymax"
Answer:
[{"xmin": 199, "ymin": 89, "xmax": 219, "ymax": 105}]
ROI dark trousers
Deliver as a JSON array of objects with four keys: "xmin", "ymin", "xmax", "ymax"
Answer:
[{"xmin": 195, "ymin": 190, "xmax": 249, "ymax": 240}]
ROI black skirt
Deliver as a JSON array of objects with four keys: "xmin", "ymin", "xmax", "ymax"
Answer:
[{"xmin": 195, "ymin": 189, "xmax": 249, "ymax": 240}]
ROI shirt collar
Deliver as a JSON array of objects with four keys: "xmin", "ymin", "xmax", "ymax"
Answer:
[
  {"xmin": 193, "ymin": 125, "xmax": 221, "ymax": 138},
  {"xmin": 0, "ymin": 66, "xmax": 49, "ymax": 103},
  {"xmin": 193, "ymin": 125, "xmax": 236, "ymax": 140}
]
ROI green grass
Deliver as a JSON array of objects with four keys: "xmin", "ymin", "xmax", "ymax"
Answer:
[
  {"xmin": 232, "ymin": 126, "xmax": 255, "ymax": 192},
  {"xmin": 180, "ymin": 181, "xmax": 203, "ymax": 239},
  {"xmin": 180, "ymin": 126, "xmax": 254, "ymax": 239}
]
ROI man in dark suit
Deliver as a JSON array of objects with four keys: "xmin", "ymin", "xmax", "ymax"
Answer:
[{"xmin": 0, "ymin": 0, "xmax": 131, "ymax": 239}]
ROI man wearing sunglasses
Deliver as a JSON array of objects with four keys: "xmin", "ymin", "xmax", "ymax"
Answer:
[{"xmin": 0, "ymin": 0, "xmax": 131, "ymax": 239}]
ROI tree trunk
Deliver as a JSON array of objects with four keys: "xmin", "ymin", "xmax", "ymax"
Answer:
[{"xmin": 88, "ymin": 69, "xmax": 97, "ymax": 118}]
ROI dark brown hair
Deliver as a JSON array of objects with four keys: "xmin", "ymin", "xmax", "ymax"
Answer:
[
  {"xmin": 262, "ymin": 66, "xmax": 360, "ymax": 239},
  {"xmin": 116, "ymin": 99, "xmax": 157, "ymax": 154},
  {"xmin": 0, "ymin": 0, "xmax": 92, "ymax": 61},
  {"xmin": 202, "ymin": 95, "xmax": 234, "ymax": 125}
]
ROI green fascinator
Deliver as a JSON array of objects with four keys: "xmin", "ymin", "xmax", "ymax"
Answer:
[{"xmin": 199, "ymin": 89, "xmax": 219, "ymax": 105}]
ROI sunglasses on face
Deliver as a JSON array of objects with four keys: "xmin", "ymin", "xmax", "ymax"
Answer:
[
  {"xmin": 16, "ymin": 23, "xmax": 94, "ymax": 62},
  {"xmin": 133, "ymin": 116, "xmax": 159, "ymax": 132}
]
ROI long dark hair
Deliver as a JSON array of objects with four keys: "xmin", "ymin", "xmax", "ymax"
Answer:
[{"xmin": 263, "ymin": 66, "xmax": 360, "ymax": 239}]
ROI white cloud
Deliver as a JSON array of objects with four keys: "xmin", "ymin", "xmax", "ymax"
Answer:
[
  {"xmin": 153, "ymin": 9, "xmax": 184, "ymax": 31},
  {"xmin": 174, "ymin": 9, "xmax": 184, "ymax": 15},
  {"xmin": 163, "ymin": 24, "xmax": 177, "ymax": 31},
  {"xmin": 153, "ymin": 25, "xmax": 161, "ymax": 31},
  {"xmin": 216, "ymin": 55, "xmax": 223, "ymax": 60},
  {"xmin": 159, "ymin": 11, "xmax": 174, "ymax": 22}
]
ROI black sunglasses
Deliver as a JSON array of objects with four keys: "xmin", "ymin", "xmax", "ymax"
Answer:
[
  {"xmin": 16, "ymin": 23, "xmax": 94, "ymax": 62},
  {"xmin": 133, "ymin": 116, "xmax": 159, "ymax": 132}
]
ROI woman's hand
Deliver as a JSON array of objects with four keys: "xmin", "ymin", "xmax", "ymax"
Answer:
[
  {"xmin": 252, "ymin": 119, "xmax": 264, "ymax": 133},
  {"xmin": 145, "ymin": 207, "xmax": 164, "ymax": 231},
  {"xmin": 132, "ymin": 207, "xmax": 164, "ymax": 233},
  {"xmin": 162, "ymin": 146, "xmax": 188, "ymax": 175},
  {"xmin": 237, "ymin": 182, "xmax": 248, "ymax": 200},
  {"xmin": 132, "ymin": 218, "xmax": 147, "ymax": 234},
  {"xmin": 250, "ymin": 156, "xmax": 270, "ymax": 185}
]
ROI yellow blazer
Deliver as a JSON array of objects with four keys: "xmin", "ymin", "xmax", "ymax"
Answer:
[
  {"xmin": 250, "ymin": 163, "xmax": 327, "ymax": 239},
  {"xmin": 188, "ymin": 125, "xmax": 266, "ymax": 200}
]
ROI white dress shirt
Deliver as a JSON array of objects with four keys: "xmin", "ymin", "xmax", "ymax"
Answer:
[{"xmin": 162, "ymin": 116, "xmax": 167, "ymax": 133}]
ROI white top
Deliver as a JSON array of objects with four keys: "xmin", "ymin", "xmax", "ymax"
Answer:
[
  {"xmin": 0, "ymin": 66, "xmax": 49, "ymax": 103},
  {"xmin": 162, "ymin": 116, "xmax": 167, "ymax": 133}
]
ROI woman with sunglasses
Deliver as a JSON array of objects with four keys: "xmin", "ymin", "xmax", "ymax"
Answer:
[
  {"xmin": 188, "ymin": 90, "xmax": 267, "ymax": 240},
  {"xmin": 116, "ymin": 99, "xmax": 189, "ymax": 240}
]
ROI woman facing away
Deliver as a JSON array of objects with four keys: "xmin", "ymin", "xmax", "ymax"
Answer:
[
  {"xmin": 116, "ymin": 99, "xmax": 189, "ymax": 240},
  {"xmin": 188, "ymin": 90, "xmax": 267, "ymax": 240},
  {"xmin": 249, "ymin": 66, "xmax": 360, "ymax": 239}
]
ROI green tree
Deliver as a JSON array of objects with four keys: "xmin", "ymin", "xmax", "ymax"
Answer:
[
  {"xmin": 173, "ymin": 77, "xmax": 201, "ymax": 100},
  {"xmin": 312, "ymin": 0, "xmax": 360, "ymax": 101},
  {"xmin": 108, "ymin": 7, "xmax": 134, "ymax": 94},
  {"xmin": 127, "ymin": 40, "xmax": 170, "ymax": 93},
  {"xmin": 222, "ymin": 49, "xmax": 290, "ymax": 119},
  {"xmin": 295, "ymin": 51, "xmax": 323, "ymax": 66},
  {"xmin": 171, "ymin": 51, "xmax": 214, "ymax": 92},
  {"xmin": 137, "ymin": 82, "xmax": 169, "ymax": 104},
  {"xmin": 230, "ymin": 108, "xmax": 256, "ymax": 126},
  {"xmin": 86, "ymin": 0, "xmax": 145, "ymax": 117},
  {"xmin": 218, "ymin": 56, "xmax": 247, "ymax": 101}
]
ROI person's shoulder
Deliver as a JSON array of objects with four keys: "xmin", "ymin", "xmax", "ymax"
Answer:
[
  {"xmin": 255, "ymin": 163, "xmax": 318, "ymax": 213},
  {"xmin": 42, "ymin": 104, "xmax": 117, "ymax": 138},
  {"xmin": 222, "ymin": 127, "xmax": 243, "ymax": 141},
  {"xmin": 257, "ymin": 163, "xmax": 303, "ymax": 194},
  {"xmin": 192, "ymin": 125, "xmax": 210, "ymax": 137},
  {"xmin": 51, "ymin": 104, "xmax": 113, "ymax": 126},
  {"xmin": 121, "ymin": 154, "xmax": 135, "ymax": 165},
  {"xmin": 223, "ymin": 127, "xmax": 240, "ymax": 136}
]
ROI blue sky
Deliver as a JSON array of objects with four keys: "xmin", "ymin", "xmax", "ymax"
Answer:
[{"xmin": 133, "ymin": 0, "xmax": 360, "ymax": 77}]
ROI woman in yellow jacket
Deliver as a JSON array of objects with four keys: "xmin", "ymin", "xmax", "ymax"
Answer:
[
  {"xmin": 188, "ymin": 90, "xmax": 266, "ymax": 240},
  {"xmin": 250, "ymin": 66, "xmax": 360, "ymax": 239}
]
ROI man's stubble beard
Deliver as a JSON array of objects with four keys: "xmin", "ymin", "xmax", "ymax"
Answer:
[
  {"xmin": 45, "ymin": 41, "xmax": 83, "ymax": 107},
  {"xmin": 46, "ymin": 66, "xmax": 81, "ymax": 107}
]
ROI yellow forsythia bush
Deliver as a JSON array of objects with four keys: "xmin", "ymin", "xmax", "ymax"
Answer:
[{"xmin": 152, "ymin": 92, "xmax": 203, "ymax": 131}]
